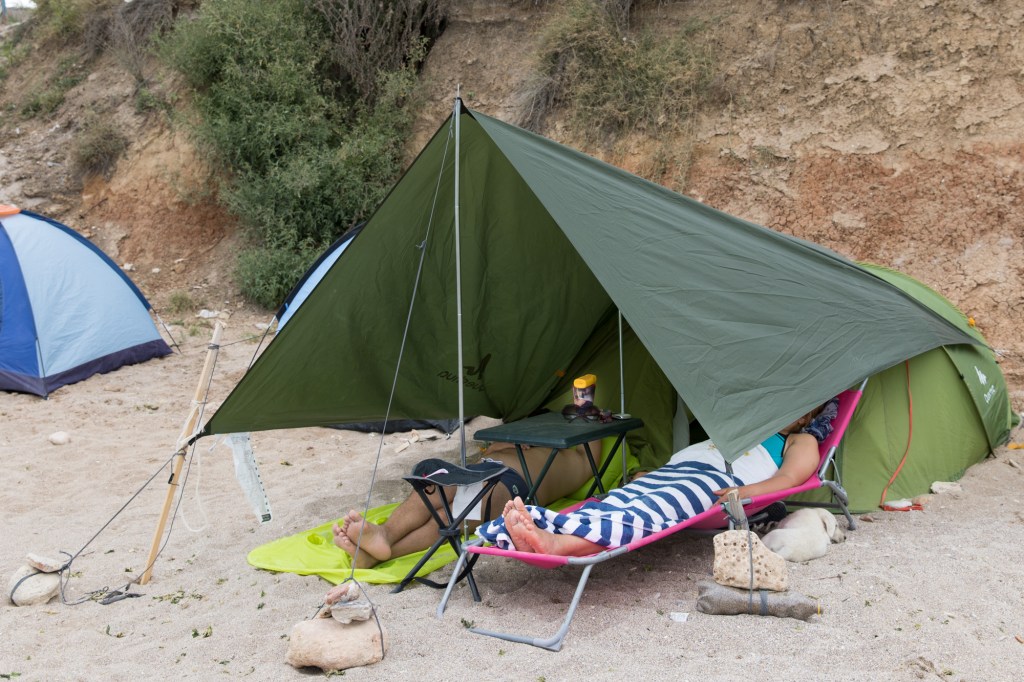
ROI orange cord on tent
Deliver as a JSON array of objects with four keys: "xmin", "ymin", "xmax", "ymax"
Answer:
[{"xmin": 879, "ymin": 360, "xmax": 919, "ymax": 511}]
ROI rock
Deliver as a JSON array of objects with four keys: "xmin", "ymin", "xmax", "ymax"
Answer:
[
  {"xmin": 931, "ymin": 481, "xmax": 963, "ymax": 495},
  {"xmin": 695, "ymin": 580, "xmax": 820, "ymax": 621},
  {"xmin": 7, "ymin": 564, "xmax": 61, "ymax": 606},
  {"xmin": 330, "ymin": 599, "xmax": 373, "ymax": 624},
  {"xmin": 712, "ymin": 529, "xmax": 788, "ymax": 592},
  {"xmin": 26, "ymin": 553, "xmax": 64, "ymax": 573},
  {"xmin": 48, "ymin": 431, "xmax": 70, "ymax": 445},
  {"xmin": 286, "ymin": 617, "xmax": 387, "ymax": 672},
  {"xmin": 324, "ymin": 582, "xmax": 361, "ymax": 605},
  {"xmin": 323, "ymin": 582, "xmax": 373, "ymax": 624}
]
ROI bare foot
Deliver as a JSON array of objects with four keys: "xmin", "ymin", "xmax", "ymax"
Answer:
[
  {"xmin": 509, "ymin": 497, "xmax": 558, "ymax": 554},
  {"xmin": 341, "ymin": 508, "xmax": 361, "ymax": 533},
  {"xmin": 344, "ymin": 512, "xmax": 393, "ymax": 562},
  {"xmin": 504, "ymin": 507, "xmax": 535, "ymax": 553},
  {"xmin": 507, "ymin": 496, "xmax": 602, "ymax": 557},
  {"xmin": 332, "ymin": 523, "xmax": 379, "ymax": 569}
]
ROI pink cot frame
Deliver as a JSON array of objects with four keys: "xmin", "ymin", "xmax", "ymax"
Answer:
[{"xmin": 436, "ymin": 379, "xmax": 867, "ymax": 651}]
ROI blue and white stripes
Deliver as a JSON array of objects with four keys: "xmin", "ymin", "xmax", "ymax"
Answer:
[{"xmin": 478, "ymin": 460, "xmax": 744, "ymax": 550}]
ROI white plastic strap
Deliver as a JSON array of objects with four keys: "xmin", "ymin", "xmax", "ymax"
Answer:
[{"xmin": 227, "ymin": 433, "xmax": 272, "ymax": 523}]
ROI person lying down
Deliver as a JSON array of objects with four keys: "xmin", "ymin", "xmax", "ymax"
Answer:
[{"xmin": 477, "ymin": 401, "xmax": 837, "ymax": 557}]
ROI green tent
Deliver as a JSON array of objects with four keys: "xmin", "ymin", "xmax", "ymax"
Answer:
[
  {"xmin": 199, "ymin": 104, "xmax": 1013, "ymax": 499},
  {"xmin": 791, "ymin": 263, "xmax": 1014, "ymax": 511}
]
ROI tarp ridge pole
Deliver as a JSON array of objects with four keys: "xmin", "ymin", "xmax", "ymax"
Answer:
[
  {"xmin": 453, "ymin": 90, "xmax": 467, "ymax": 468},
  {"xmin": 140, "ymin": 322, "xmax": 224, "ymax": 585}
]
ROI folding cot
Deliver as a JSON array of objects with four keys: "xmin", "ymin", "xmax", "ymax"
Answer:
[{"xmin": 436, "ymin": 380, "xmax": 867, "ymax": 651}]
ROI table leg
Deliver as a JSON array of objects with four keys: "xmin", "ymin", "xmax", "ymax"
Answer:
[
  {"xmin": 520, "ymin": 447, "xmax": 560, "ymax": 505},
  {"xmin": 581, "ymin": 441, "xmax": 604, "ymax": 493},
  {"xmin": 514, "ymin": 444, "xmax": 533, "ymax": 493},
  {"xmin": 584, "ymin": 433, "xmax": 627, "ymax": 499}
]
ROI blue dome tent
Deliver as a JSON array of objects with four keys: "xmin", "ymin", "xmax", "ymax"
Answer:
[{"xmin": 0, "ymin": 205, "xmax": 172, "ymax": 396}]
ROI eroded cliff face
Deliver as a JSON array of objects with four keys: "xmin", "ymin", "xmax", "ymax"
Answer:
[
  {"xmin": 1, "ymin": 0, "xmax": 1021, "ymax": 405},
  {"xmin": 415, "ymin": 0, "xmax": 1023, "ymax": 402}
]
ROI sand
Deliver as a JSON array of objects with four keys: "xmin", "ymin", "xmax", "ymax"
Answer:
[{"xmin": 2, "ymin": 312, "xmax": 1023, "ymax": 682}]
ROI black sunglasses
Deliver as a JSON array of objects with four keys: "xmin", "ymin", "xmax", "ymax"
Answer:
[{"xmin": 561, "ymin": 402, "xmax": 613, "ymax": 424}]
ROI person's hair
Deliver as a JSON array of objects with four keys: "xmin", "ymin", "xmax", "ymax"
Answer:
[{"xmin": 806, "ymin": 404, "xmax": 827, "ymax": 421}]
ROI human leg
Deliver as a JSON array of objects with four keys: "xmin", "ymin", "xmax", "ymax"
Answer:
[
  {"xmin": 485, "ymin": 440, "xmax": 603, "ymax": 506},
  {"xmin": 337, "ymin": 480, "xmax": 510, "ymax": 563},
  {"xmin": 334, "ymin": 487, "xmax": 450, "ymax": 563}
]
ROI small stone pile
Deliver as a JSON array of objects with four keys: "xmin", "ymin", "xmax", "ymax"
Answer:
[
  {"xmin": 695, "ymin": 529, "xmax": 821, "ymax": 621},
  {"xmin": 286, "ymin": 581, "xmax": 387, "ymax": 673},
  {"xmin": 7, "ymin": 553, "xmax": 64, "ymax": 606}
]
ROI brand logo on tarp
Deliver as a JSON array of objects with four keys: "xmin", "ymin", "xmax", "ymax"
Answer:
[
  {"xmin": 438, "ymin": 353, "xmax": 490, "ymax": 392},
  {"xmin": 974, "ymin": 366, "xmax": 988, "ymax": 385}
]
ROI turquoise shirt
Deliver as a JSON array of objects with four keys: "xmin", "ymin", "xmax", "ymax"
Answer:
[{"xmin": 761, "ymin": 433, "xmax": 786, "ymax": 468}]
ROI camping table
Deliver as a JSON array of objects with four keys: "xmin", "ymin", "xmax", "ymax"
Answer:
[{"xmin": 473, "ymin": 412, "xmax": 644, "ymax": 504}]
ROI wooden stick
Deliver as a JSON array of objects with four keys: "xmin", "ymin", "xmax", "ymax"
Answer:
[
  {"xmin": 725, "ymin": 488, "xmax": 749, "ymax": 532},
  {"xmin": 140, "ymin": 322, "xmax": 224, "ymax": 585}
]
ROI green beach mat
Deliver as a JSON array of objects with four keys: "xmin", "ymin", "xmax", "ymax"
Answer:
[
  {"xmin": 246, "ymin": 502, "xmax": 452, "ymax": 585},
  {"xmin": 247, "ymin": 445, "xmax": 637, "ymax": 585}
]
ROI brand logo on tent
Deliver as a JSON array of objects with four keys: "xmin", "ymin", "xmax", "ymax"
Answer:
[
  {"xmin": 974, "ymin": 365, "xmax": 998, "ymax": 404},
  {"xmin": 437, "ymin": 354, "xmax": 491, "ymax": 392}
]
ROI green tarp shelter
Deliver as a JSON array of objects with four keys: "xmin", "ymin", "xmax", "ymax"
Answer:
[{"xmin": 199, "ymin": 104, "xmax": 1013, "ymax": 499}]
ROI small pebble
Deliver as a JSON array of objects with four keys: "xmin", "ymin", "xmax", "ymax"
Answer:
[{"xmin": 48, "ymin": 431, "xmax": 70, "ymax": 445}]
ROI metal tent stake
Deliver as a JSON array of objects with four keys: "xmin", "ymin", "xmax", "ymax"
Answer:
[{"xmin": 140, "ymin": 322, "xmax": 224, "ymax": 585}]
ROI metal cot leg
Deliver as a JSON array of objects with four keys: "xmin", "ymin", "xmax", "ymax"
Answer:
[{"xmin": 469, "ymin": 564, "xmax": 596, "ymax": 652}]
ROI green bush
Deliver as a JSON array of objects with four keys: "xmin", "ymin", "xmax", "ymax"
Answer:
[
  {"xmin": 28, "ymin": 0, "xmax": 123, "ymax": 47},
  {"xmin": 159, "ymin": 0, "xmax": 339, "ymax": 175},
  {"xmin": 71, "ymin": 113, "xmax": 128, "ymax": 179},
  {"xmin": 0, "ymin": 31, "xmax": 31, "ymax": 84},
  {"xmin": 32, "ymin": 0, "xmax": 91, "ymax": 43},
  {"xmin": 167, "ymin": 290, "xmax": 200, "ymax": 315},
  {"xmin": 160, "ymin": 0, "xmax": 422, "ymax": 308},
  {"xmin": 234, "ymin": 246, "xmax": 318, "ymax": 310},
  {"xmin": 521, "ymin": 0, "xmax": 713, "ymax": 142},
  {"xmin": 19, "ymin": 56, "xmax": 85, "ymax": 116}
]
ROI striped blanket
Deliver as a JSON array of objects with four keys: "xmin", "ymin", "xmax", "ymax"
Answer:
[{"xmin": 477, "ymin": 460, "xmax": 746, "ymax": 551}]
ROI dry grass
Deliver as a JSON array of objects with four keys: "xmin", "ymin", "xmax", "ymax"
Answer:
[{"xmin": 311, "ymin": 0, "xmax": 450, "ymax": 101}]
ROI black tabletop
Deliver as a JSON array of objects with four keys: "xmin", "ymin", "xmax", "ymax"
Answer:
[{"xmin": 474, "ymin": 411, "xmax": 644, "ymax": 449}]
